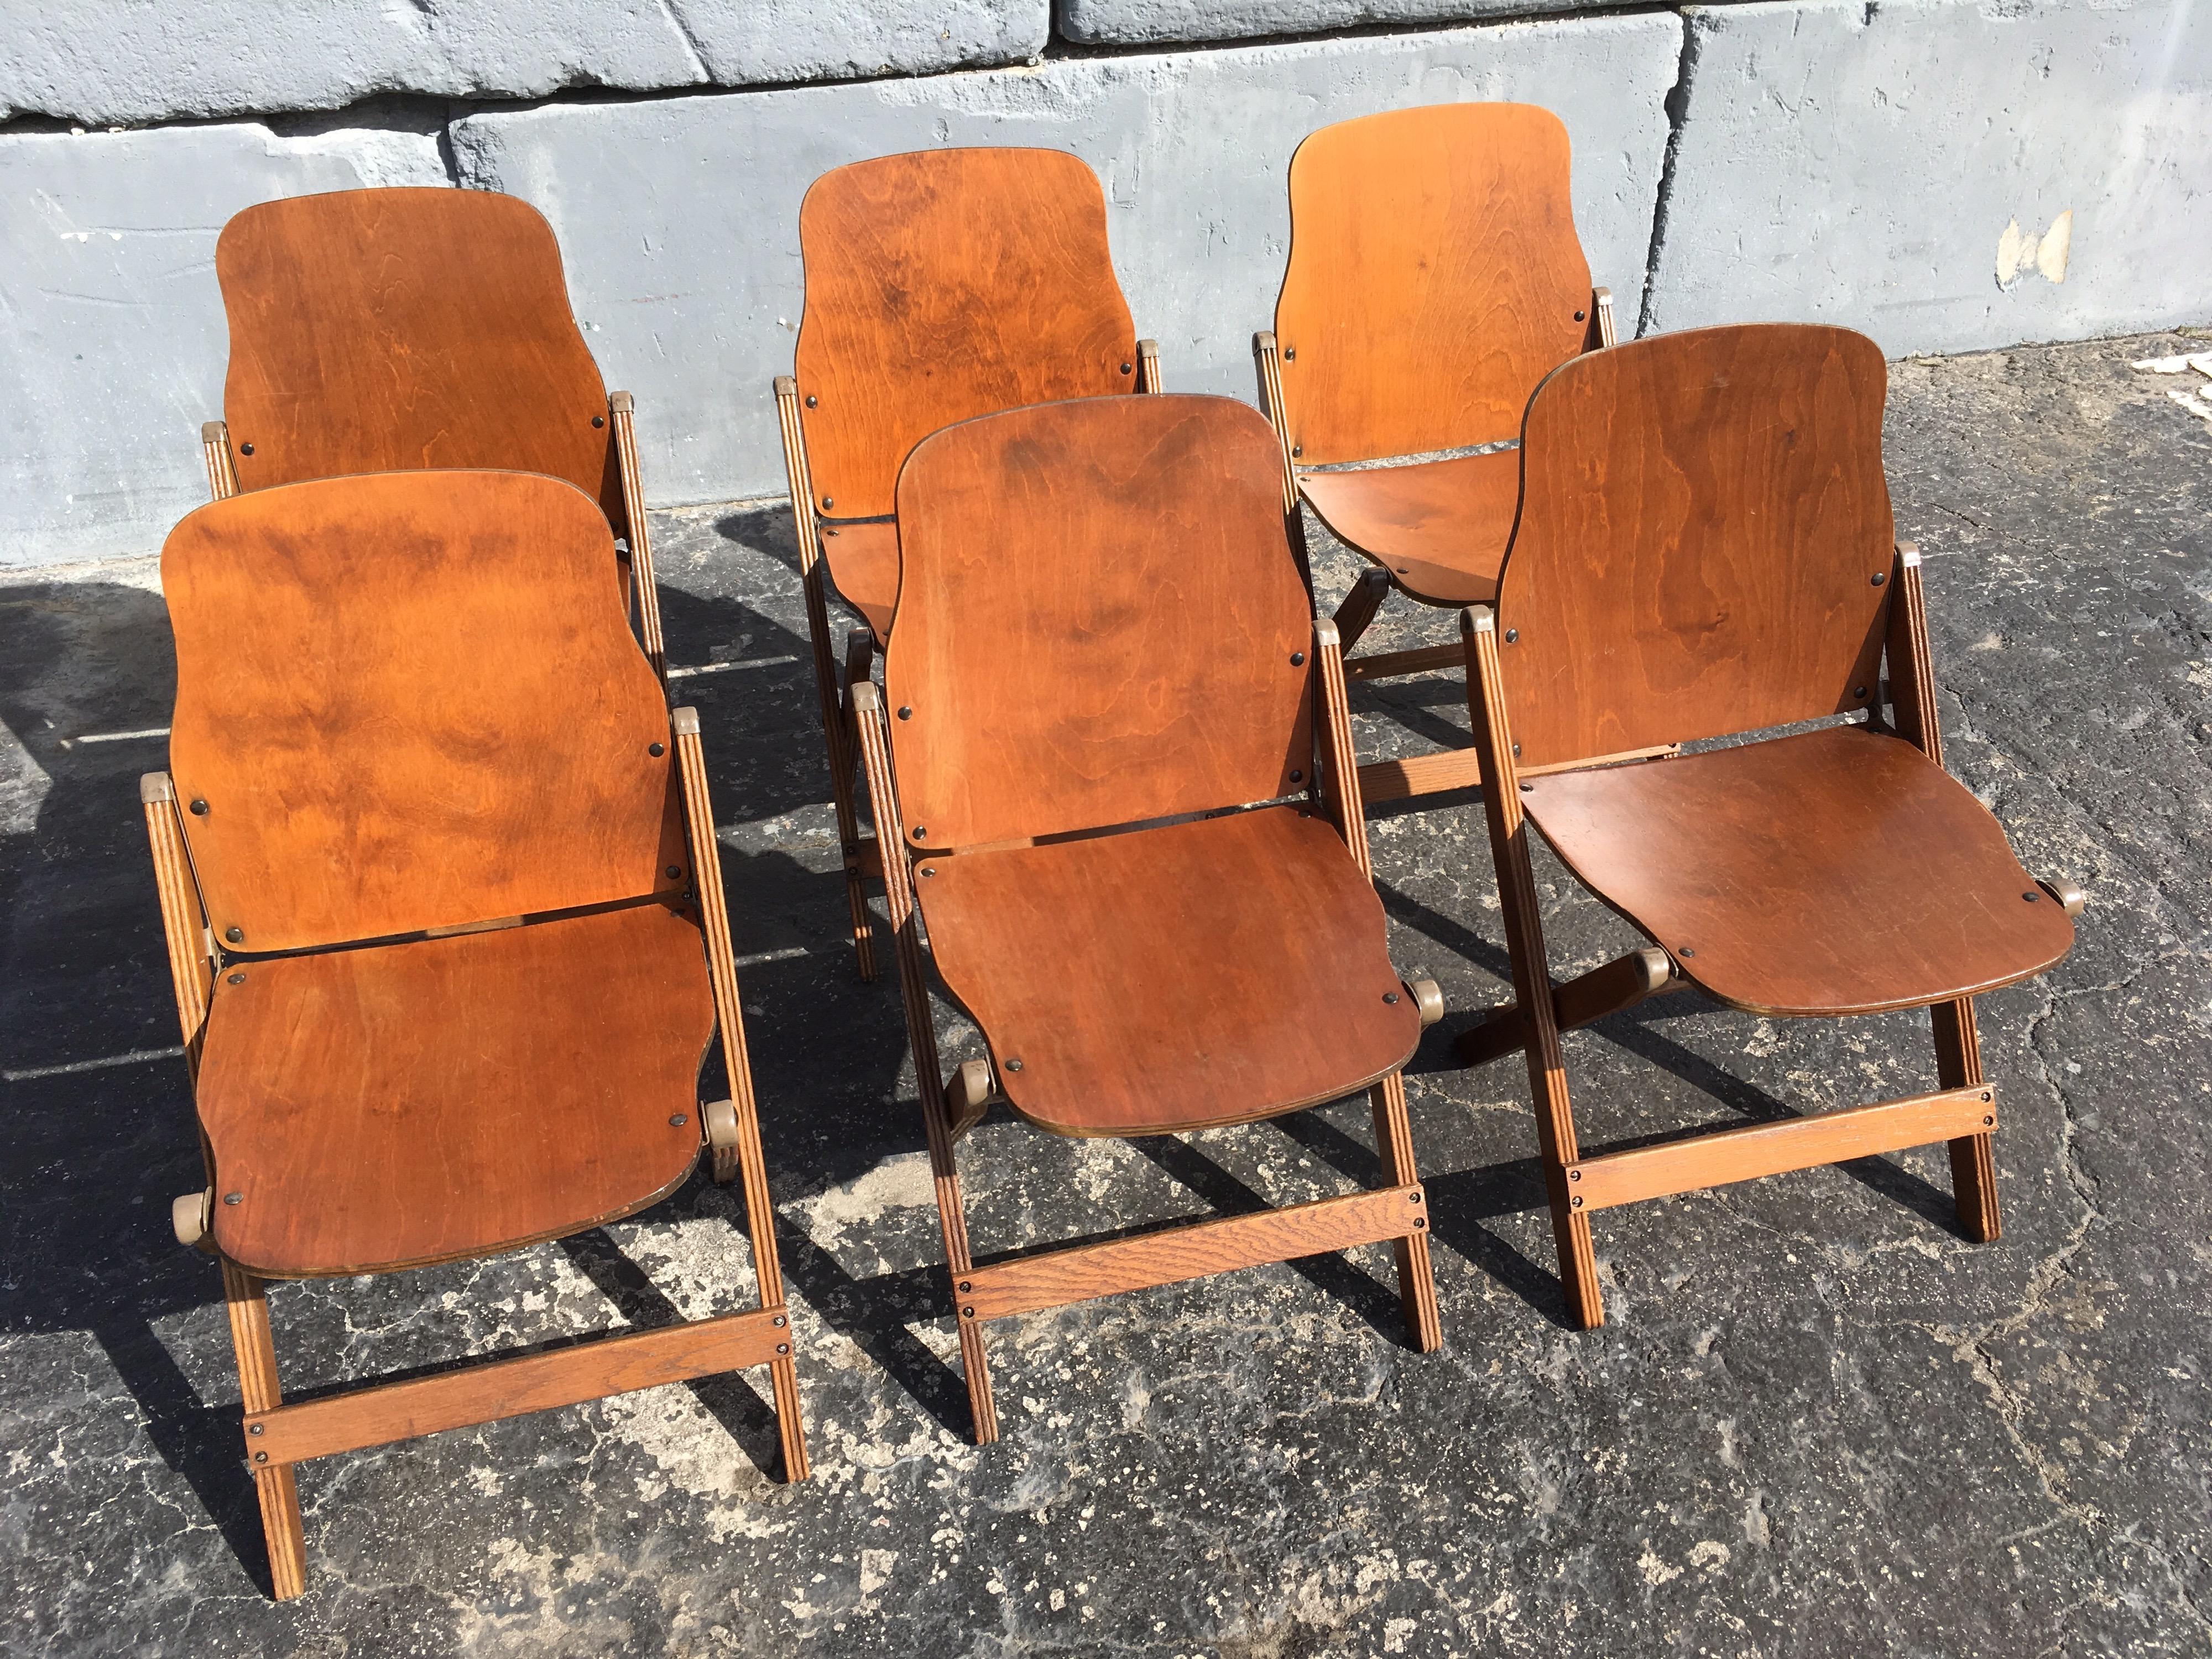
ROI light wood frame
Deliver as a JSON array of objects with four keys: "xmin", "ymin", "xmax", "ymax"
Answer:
[
  {"xmin": 773, "ymin": 346, "xmax": 1163, "ymax": 985},
  {"xmin": 1453, "ymin": 544, "xmax": 2083, "ymax": 1327},
  {"xmin": 850, "ymin": 618, "xmax": 1439, "ymax": 1445},
  {"xmin": 140, "ymin": 704, "xmax": 807, "ymax": 1601},
  {"xmin": 196, "ymin": 403, "xmax": 669, "ymax": 679},
  {"xmin": 1253, "ymin": 287, "xmax": 1629, "ymax": 807}
]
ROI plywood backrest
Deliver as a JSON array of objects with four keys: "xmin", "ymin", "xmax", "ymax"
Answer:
[
  {"xmin": 217, "ymin": 188, "xmax": 624, "ymax": 531},
  {"xmin": 164, "ymin": 471, "xmax": 686, "ymax": 952},
  {"xmin": 883, "ymin": 396, "xmax": 1313, "ymax": 850},
  {"xmin": 1273, "ymin": 102, "xmax": 1593, "ymax": 465},
  {"xmin": 1497, "ymin": 324, "xmax": 1895, "ymax": 769},
  {"xmin": 794, "ymin": 148, "xmax": 1139, "ymax": 519}
]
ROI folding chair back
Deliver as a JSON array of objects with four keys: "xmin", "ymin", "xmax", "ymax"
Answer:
[
  {"xmin": 216, "ymin": 188, "xmax": 625, "ymax": 530},
  {"xmin": 164, "ymin": 469, "xmax": 685, "ymax": 952},
  {"xmin": 1498, "ymin": 323, "xmax": 1893, "ymax": 770},
  {"xmin": 1273, "ymin": 102, "xmax": 1593, "ymax": 463},
  {"xmin": 883, "ymin": 394, "xmax": 1313, "ymax": 850},
  {"xmin": 795, "ymin": 148, "xmax": 1141, "ymax": 520}
]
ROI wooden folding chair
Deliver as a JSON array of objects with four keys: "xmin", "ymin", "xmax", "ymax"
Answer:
[
  {"xmin": 201, "ymin": 186, "xmax": 670, "ymax": 675},
  {"xmin": 1255, "ymin": 102, "xmax": 1626, "ymax": 806},
  {"xmin": 143, "ymin": 469, "xmax": 807, "ymax": 1600},
  {"xmin": 775, "ymin": 147, "xmax": 1162, "ymax": 980},
  {"xmin": 1452, "ymin": 323, "xmax": 2083, "ymax": 1327},
  {"xmin": 851, "ymin": 393, "xmax": 1446, "ymax": 1444}
]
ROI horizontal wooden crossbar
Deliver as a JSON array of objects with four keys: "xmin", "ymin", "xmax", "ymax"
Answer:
[
  {"xmin": 242, "ymin": 1305, "xmax": 790, "ymax": 1467},
  {"xmin": 1344, "ymin": 642, "xmax": 1467, "ymax": 681},
  {"xmin": 958, "ymin": 1185, "xmax": 1425, "ymax": 1323},
  {"xmin": 1563, "ymin": 1086, "xmax": 1997, "ymax": 1213},
  {"xmin": 1358, "ymin": 743, "xmax": 1682, "ymax": 805},
  {"xmin": 1457, "ymin": 947, "xmax": 1675, "ymax": 1068}
]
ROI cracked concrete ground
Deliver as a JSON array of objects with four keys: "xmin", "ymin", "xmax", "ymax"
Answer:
[{"xmin": 2, "ymin": 331, "xmax": 2208, "ymax": 1656}]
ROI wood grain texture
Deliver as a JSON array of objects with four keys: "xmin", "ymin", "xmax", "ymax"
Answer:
[
  {"xmin": 1274, "ymin": 103, "xmax": 1593, "ymax": 465},
  {"xmin": 1521, "ymin": 725, "xmax": 2077, "ymax": 1017},
  {"xmin": 216, "ymin": 187, "xmax": 624, "ymax": 532},
  {"xmin": 795, "ymin": 148, "xmax": 1138, "ymax": 520},
  {"xmin": 959, "ymin": 1185, "xmax": 1425, "ymax": 1322},
  {"xmin": 818, "ymin": 519, "xmax": 899, "ymax": 641},
  {"xmin": 885, "ymin": 395, "xmax": 1313, "ymax": 850},
  {"xmin": 223, "ymin": 1263, "xmax": 306, "ymax": 1599},
  {"xmin": 1298, "ymin": 448, "xmax": 1521, "ymax": 604},
  {"xmin": 243, "ymin": 1307, "xmax": 787, "ymax": 1465},
  {"xmin": 199, "ymin": 902, "xmax": 713, "ymax": 1277},
  {"xmin": 164, "ymin": 471, "xmax": 685, "ymax": 952},
  {"xmin": 1498, "ymin": 324, "xmax": 1894, "ymax": 769},
  {"xmin": 916, "ymin": 807, "xmax": 1420, "ymax": 1137},
  {"xmin": 1564, "ymin": 1084, "xmax": 1999, "ymax": 1212}
]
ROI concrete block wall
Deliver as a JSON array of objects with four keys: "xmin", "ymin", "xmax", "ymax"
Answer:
[{"xmin": 2, "ymin": 0, "xmax": 2205, "ymax": 568}]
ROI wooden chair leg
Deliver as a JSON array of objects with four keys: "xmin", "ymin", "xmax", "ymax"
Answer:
[
  {"xmin": 223, "ymin": 1263, "xmax": 306, "ymax": 1600},
  {"xmin": 1463, "ymin": 607, "xmax": 1605, "ymax": 1328},
  {"xmin": 852, "ymin": 684, "xmax": 998, "ymax": 1443},
  {"xmin": 1933, "ymin": 996, "xmax": 2002, "ymax": 1242},
  {"xmin": 1369, "ymin": 1072, "xmax": 1442, "ymax": 1351}
]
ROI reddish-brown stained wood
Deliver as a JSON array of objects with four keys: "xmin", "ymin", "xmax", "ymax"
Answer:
[
  {"xmin": 244, "ymin": 1306, "xmax": 787, "ymax": 1465},
  {"xmin": 959, "ymin": 1185, "xmax": 1425, "ymax": 1322},
  {"xmin": 817, "ymin": 519, "xmax": 899, "ymax": 641},
  {"xmin": 164, "ymin": 472, "xmax": 684, "ymax": 952},
  {"xmin": 1563, "ymin": 1084, "xmax": 1999, "ymax": 1212},
  {"xmin": 916, "ymin": 807, "xmax": 1420, "ymax": 1136},
  {"xmin": 199, "ymin": 902, "xmax": 714, "ymax": 1277},
  {"xmin": 1274, "ymin": 104, "xmax": 1593, "ymax": 465},
  {"xmin": 885, "ymin": 395, "xmax": 1312, "ymax": 850},
  {"xmin": 1520, "ymin": 724, "xmax": 2076, "ymax": 1017},
  {"xmin": 1498, "ymin": 325, "xmax": 1894, "ymax": 768},
  {"xmin": 795, "ymin": 148, "xmax": 1138, "ymax": 520},
  {"xmin": 216, "ymin": 188, "xmax": 624, "ymax": 531},
  {"xmin": 1297, "ymin": 448, "xmax": 1521, "ymax": 605}
]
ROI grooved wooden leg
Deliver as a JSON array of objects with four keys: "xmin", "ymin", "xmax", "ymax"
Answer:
[
  {"xmin": 767, "ymin": 1353, "xmax": 811, "ymax": 1482},
  {"xmin": 1369, "ymin": 1073, "xmax": 1442, "ymax": 1352},
  {"xmin": 1933, "ymin": 996, "xmax": 2001, "ymax": 1242},
  {"xmin": 223, "ymin": 1262, "xmax": 306, "ymax": 1600}
]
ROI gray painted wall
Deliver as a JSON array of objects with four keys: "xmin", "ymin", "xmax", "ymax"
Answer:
[{"xmin": 1, "ymin": 0, "xmax": 2205, "ymax": 568}]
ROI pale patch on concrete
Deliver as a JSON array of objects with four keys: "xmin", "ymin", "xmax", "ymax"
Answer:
[
  {"xmin": 1997, "ymin": 209, "xmax": 2073, "ymax": 289},
  {"xmin": 796, "ymin": 1152, "xmax": 937, "ymax": 1251},
  {"xmin": 598, "ymin": 1380, "xmax": 779, "ymax": 1505}
]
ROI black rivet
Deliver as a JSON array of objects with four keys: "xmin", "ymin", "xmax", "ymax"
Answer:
[
  {"xmin": 1983, "ymin": 1114, "xmax": 1995, "ymax": 1126},
  {"xmin": 1289, "ymin": 769, "xmax": 1303, "ymax": 783},
  {"xmin": 773, "ymin": 1314, "xmax": 787, "ymax": 1327},
  {"xmin": 1512, "ymin": 743, "xmax": 1521, "ymax": 758},
  {"xmin": 223, "ymin": 1192, "xmax": 242, "ymax": 1205},
  {"xmin": 1574, "ymin": 310, "xmax": 1587, "ymax": 322},
  {"xmin": 249, "ymin": 1423, "xmax": 263, "ymax": 1435},
  {"xmin": 1855, "ymin": 686, "xmax": 1869, "ymax": 698},
  {"xmin": 1413, "ymin": 1217, "xmax": 1427, "ymax": 1229},
  {"xmin": 253, "ymin": 1451, "xmax": 267, "ymax": 1463},
  {"xmin": 239, "ymin": 442, "xmax": 254, "ymax": 456},
  {"xmin": 958, "ymin": 1280, "xmax": 973, "ymax": 1293},
  {"xmin": 1504, "ymin": 629, "xmax": 1519, "ymax": 643},
  {"xmin": 592, "ymin": 415, "xmax": 606, "ymax": 428},
  {"xmin": 1570, "ymin": 1194, "xmax": 1583, "ymax": 1208},
  {"xmin": 1568, "ymin": 1169, "xmax": 1582, "ymax": 1182},
  {"xmin": 821, "ymin": 496, "xmax": 834, "ymax": 510},
  {"xmin": 1283, "ymin": 347, "xmax": 1296, "ymax": 361},
  {"xmin": 1292, "ymin": 445, "xmax": 1303, "ymax": 457},
  {"xmin": 1678, "ymin": 946, "xmax": 1695, "ymax": 957},
  {"xmin": 1119, "ymin": 362, "xmax": 1133, "ymax": 374},
  {"xmin": 226, "ymin": 972, "xmax": 245, "ymax": 985},
  {"xmin": 189, "ymin": 799, "xmax": 208, "ymax": 815},
  {"xmin": 823, "ymin": 527, "xmax": 839, "ymax": 538},
  {"xmin": 670, "ymin": 1113, "xmax": 687, "ymax": 1126},
  {"xmin": 2022, "ymin": 890, "xmax": 2039, "ymax": 902},
  {"xmin": 805, "ymin": 395, "xmax": 818, "ymax": 408},
  {"xmin": 666, "ymin": 865, "xmax": 682, "ymax": 879},
  {"xmin": 1981, "ymin": 1091, "xmax": 1992, "ymax": 1102},
  {"xmin": 897, "ymin": 706, "xmax": 912, "ymax": 720},
  {"xmin": 776, "ymin": 1342, "xmax": 790, "ymax": 1355},
  {"xmin": 225, "ymin": 926, "xmax": 243, "ymax": 943},
  {"xmin": 1290, "ymin": 651, "xmax": 1305, "ymax": 666},
  {"xmin": 920, "ymin": 867, "xmax": 936, "ymax": 878},
  {"xmin": 1871, "ymin": 572, "xmax": 1887, "ymax": 586},
  {"xmin": 649, "ymin": 742, "xmax": 665, "ymax": 757},
  {"xmin": 911, "ymin": 826, "xmax": 927, "ymax": 841},
  {"xmin": 1005, "ymin": 1057, "xmax": 1023, "ymax": 1072},
  {"xmin": 962, "ymin": 1306, "xmax": 976, "ymax": 1318},
  {"xmin": 1517, "ymin": 782, "xmax": 1533, "ymax": 794},
  {"xmin": 1384, "ymin": 992, "xmax": 1400, "ymax": 1005}
]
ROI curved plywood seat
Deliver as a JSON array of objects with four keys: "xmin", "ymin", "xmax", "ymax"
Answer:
[
  {"xmin": 918, "ymin": 808, "xmax": 1420, "ymax": 1137},
  {"xmin": 1524, "ymin": 726, "xmax": 2076, "ymax": 1018},
  {"xmin": 199, "ymin": 904, "xmax": 714, "ymax": 1278},
  {"xmin": 1297, "ymin": 449, "xmax": 1521, "ymax": 607},
  {"xmin": 818, "ymin": 520, "xmax": 899, "ymax": 642}
]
